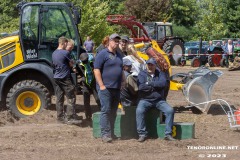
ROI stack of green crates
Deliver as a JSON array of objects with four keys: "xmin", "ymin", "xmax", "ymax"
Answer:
[{"xmin": 92, "ymin": 106, "xmax": 195, "ymax": 140}]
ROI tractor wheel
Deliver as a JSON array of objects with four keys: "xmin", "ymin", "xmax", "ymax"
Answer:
[
  {"xmin": 6, "ymin": 80, "xmax": 51, "ymax": 118},
  {"xmin": 209, "ymin": 53, "xmax": 222, "ymax": 67},
  {"xmin": 191, "ymin": 57, "xmax": 201, "ymax": 67},
  {"xmin": 163, "ymin": 39, "xmax": 184, "ymax": 66},
  {"xmin": 208, "ymin": 55, "xmax": 214, "ymax": 67}
]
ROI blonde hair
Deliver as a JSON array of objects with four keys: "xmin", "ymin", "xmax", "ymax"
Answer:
[
  {"xmin": 58, "ymin": 36, "xmax": 68, "ymax": 45},
  {"xmin": 68, "ymin": 39, "xmax": 75, "ymax": 46},
  {"xmin": 127, "ymin": 44, "xmax": 144, "ymax": 64}
]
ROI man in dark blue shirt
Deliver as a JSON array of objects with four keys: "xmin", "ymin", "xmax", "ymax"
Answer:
[
  {"xmin": 136, "ymin": 58, "xmax": 175, "ymax": 142},
  {"xmin": 52, "ymin": 37, "xmax": 81, "ymax": 125},
  {"xmin": 94, "ymin": 33, "xmax": 124, "ymax": 143}
]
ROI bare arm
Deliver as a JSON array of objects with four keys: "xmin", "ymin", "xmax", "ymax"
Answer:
[{"xmin": 94, "ymin": 69, "xmax": 106, "ymax": 90}]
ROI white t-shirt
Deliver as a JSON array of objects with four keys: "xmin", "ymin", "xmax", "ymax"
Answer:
[
  {"xmin": 228, "ymin": 44, "xmax": 233, "ymax": 55},
  {"xmin": 123, "ymin": 55, "xmax": 146, "ymax": 76}
]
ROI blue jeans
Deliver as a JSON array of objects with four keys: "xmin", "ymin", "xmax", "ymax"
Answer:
[
  {"xmin": 98, "ymin": 88, "xmax": 120, "ymax": 137},
  {"xmin": 136, "ymin": 100, "xmax": 174, "ymax": 137}
]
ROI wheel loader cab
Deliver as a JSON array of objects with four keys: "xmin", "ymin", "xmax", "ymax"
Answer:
[{"xmin": 19, "ymin": 2, "xmax": 81, "ymax": 64}]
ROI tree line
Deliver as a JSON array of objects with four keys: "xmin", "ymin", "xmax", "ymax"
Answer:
[{"xmin": 0, "ymin": 0, "xmax": 239, "ymax": 46}]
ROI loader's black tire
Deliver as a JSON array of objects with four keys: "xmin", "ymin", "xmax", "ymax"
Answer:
[
  {"xmin": 191, "ymin": 57, "xmax": 202, "ymax": 67},
  {"xmin": 163, "ymin": 39, "xmax": 184, "ymax": 66},
  {"xmin": 6, "ymin": 80, "xmax": 51, "ymax": 118}
]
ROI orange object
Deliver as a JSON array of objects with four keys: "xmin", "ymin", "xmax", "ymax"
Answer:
[{"xmin": 234, "ymin": 109, "xmax": 240, "ymax": 125}]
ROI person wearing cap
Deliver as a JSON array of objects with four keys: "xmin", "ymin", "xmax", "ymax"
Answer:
[
  {"xmin": 120, "ymin": 59, "xmax": 138, "ymax": 107},
  {"xmin": 136, "ymin": 58, "xmax": 175, "ymax": 142},
  {"xmin": 118, "ymin": 35, "xmax": 130, "ymax": 57},
  {"xmin": 94, "ymin": 33, "xmax": 125, "ymax": 143},
  {"xmin": 76, "ymin": 52, "xmax": 100, "ymax": 120}
]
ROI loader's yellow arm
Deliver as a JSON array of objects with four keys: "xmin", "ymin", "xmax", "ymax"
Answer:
[{"xmin": 134, "ymin": 40, "xmax": 184, "ymax": 91}]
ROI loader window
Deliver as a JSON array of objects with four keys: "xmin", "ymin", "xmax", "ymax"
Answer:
[
  {"xmin": 22, "ymin": 6, "xmax": 39, "ymax": 41},
  {"xmin": 21, "ymin": 5, "xmax": 39, "ymax": 60},
  {"xmin": 144, "ymin": 25, "xmax": 156, "ymax": 40},
  {"xmin": 157, "ymin": 26, "xmax": 165, "ymax": 39},
  {"xmin": 165, "ymin": 26, "xmax": 172, "ymax": 37},
  {"xmin": 38, "ymin": 5, "xmax": 78, "ymax": 63},
  {"xmin": 41, "ymin": 6, "xmax": 76, "ymax": 42}
]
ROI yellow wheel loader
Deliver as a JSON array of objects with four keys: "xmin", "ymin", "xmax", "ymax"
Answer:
[{"xmin": 0, "ymin": 2, "xmax": 84, "ymax": 118}]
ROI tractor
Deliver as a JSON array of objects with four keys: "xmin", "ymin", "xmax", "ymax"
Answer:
[
  {"xmin": 0, "ymin": 2, "xmax": 84, "ymax": 118},
  {"xmin": 106, "ymin": 15, "xmax": 185, "ymax": 66}
]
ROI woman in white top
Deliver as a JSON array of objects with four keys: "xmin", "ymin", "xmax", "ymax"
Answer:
[{"xmin": 123, "ymin": 44, "xmax": 146, "ymax": 76}]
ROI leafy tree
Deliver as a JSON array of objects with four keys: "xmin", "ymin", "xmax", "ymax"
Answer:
[
  {"xmin": 222, "ymin": 0, "xmax": 240, "ymax": 38},
  {"xmin": 76, "ymin": 0, "xmax": 114, "ymax": 46},
  {"xmin": 173, "ymin": 25, "xmax": 201, "ymax": 41},
  {"xmin": 196, "ymin": 0, "xmax": 227, "ymax": 40},
  {"xmin": 103, "ymin": 0, "xmax": 125, "ymax": 14},
  {"xmin": 170, "ymin": 0, "xmax": 199, "ymax": 27},
  {"xmin": 124, "ymin": 0, "xmax": 172, "ymax": 22},
  {"xmin": 196, "ymin": 0, "xmax": 240, "ymax": 40},
  {"xmin": 0, "ymin": 0, "xmax": 19, "ymax": 33}
]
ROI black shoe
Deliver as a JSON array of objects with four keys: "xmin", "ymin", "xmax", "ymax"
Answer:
[
  {"xmin": 57, "ymin": 116, "xmax": 66, "ymax": 124},
  {"xmin": 111, "ymin": 134, "xmax": 119, "ymax": 140},
  {"xmin": 86, "ymin": 115, "xmax": 92, "ymax": 120},
  {"xmin": 65, "ymin": 118, "xmax": 82, "ymax": 125},
  {"xmin": 138, "ymin": 135, "xmax": 147, "ymax": 142},
  {"xmin": 164, "ymin": 135, "xmax": 176, "ymax": 141},
  {"xmin": 72, "ymin": 114, "xmax": 83, "ymax": 120},
  {"xmin": 102, "ymin": 136, "xmax": 112, "ymax": 143}
]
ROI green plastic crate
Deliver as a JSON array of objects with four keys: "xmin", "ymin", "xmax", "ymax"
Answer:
[
  {"xmin": 158, "ymin": 122, "xmax": 195, "ymax": 140},
  {"xmin": 92, "ymin": 107, "xmax": 161, "ymax": 139}
]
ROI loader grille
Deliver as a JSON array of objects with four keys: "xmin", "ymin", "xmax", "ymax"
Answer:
[{"xmin": 0, "ymin": 42, "xmax": 16, "ymax": 68}]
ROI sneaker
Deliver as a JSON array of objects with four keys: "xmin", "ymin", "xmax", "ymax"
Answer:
[
  {"xmin": 164, "ymin": 135, "xmax": 176, "ymax": 141},
  {"xmin": 102, "ymin": 136, "xmax": 112, "ymax": 143},
  {"xmin": 65, "ymin": 118, "xmax": 82, "ymax": 125},
  {"xmin": 138, "ymin": 135, "xmax": 147, "ymax": 142}
]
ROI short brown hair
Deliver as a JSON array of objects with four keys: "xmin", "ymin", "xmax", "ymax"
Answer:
[{"xmin": 58, "ymin": 36, "xmax": 68, "ymax": 45}]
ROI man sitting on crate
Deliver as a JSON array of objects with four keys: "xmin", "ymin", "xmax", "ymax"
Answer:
[{"xmin": 136, "ymin": 58, "xmax": 175, "ymax": 142}]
